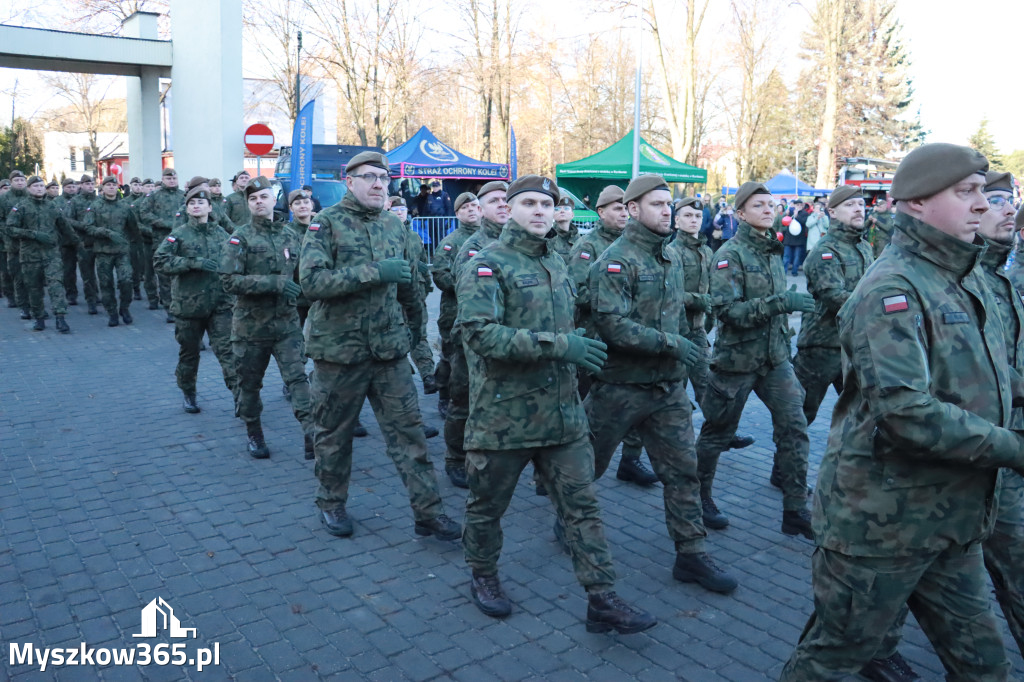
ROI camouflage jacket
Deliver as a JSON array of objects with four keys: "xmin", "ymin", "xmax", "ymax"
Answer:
[
  {"xmin": 0, "ymin": 188, "xmax": 28, "ymax": 246},
  {"xmin": 814, "ymin": 213, "xmax": 1024, "ymax": 557},
  {"xmin": 549, "ymin": 223, "xmax": 579, "ymax": 260},
  {"xmin": 568, "ymin": 222, "xmax": 624, "ymax": 328},
  {"xmin": 979, "ymin": 237, "xmax": 1024, "ymax": 431},
  {"xmin": 870, "ymin": 210, "xmax": 896, "ymax": 259},
  {"xmin": 452, "ymin": 218, "xmax": 505, "ymax": 327},
  {"xmin": 140, "ymin": 186, "xmax": 186, "ymax": 239},
  {"xmin": 590, "ymin": 219, "xmax": 689, "ymax": 385},
  {"xmin": 126, "ymin": 192, "xmax": 147, "ymax": 242},
  {"xmin": 220, "ymin": 215, "xmax": 302, "ymax": 342},
  {"xmin": 5, "ymin": 195, "xmax": 78, "ymax": 262},
  {"xmin": 666, "ymin": 230, "xmax": 712, "ymax": 336},
  {"xmin": 153, "ymin": 217, "xmax": 234, "ymax": 318},
  {"xmin": 298, "ymin": 193, "xmax": 423, "ymax": 364},
  {"xmin": 709, "ymin": 221, "xmax": 792, "ymax": 374},
  {"xmin": 459, "ymin": 220, "xmax": 585, "ymax": 450},
  {"xmin": 173, "ymin": 200, "xmax": 235, "ymax": 234},
  {"xmin": 406, "ymin": 224, "xmax": 432, "ymax": 298},
  {"xmin": 285, "ymin": 220, "xmax": 312, "ymax": 310},
  {"xmin": 225, "ymin": 190, "xmax": 250, "ymax": 227},
  {"xmin": 796, "ymin": 220, "xmax": 874, "ymax": 350},
  {"xmin": 67, "ymin": 191, "xmax": 97, "ymax": 246},
  {"xmin": 83, "ymin": 195, "xmax": 140, "ymax": 255},
  {"xmin": 430, "ymin": 220, "xmax": 478, "ymax": 337}
]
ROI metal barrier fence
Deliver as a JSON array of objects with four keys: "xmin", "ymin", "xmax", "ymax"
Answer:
[{"xmin": 413, "ymin": 216, "xmax": 599, "ymax": 264}]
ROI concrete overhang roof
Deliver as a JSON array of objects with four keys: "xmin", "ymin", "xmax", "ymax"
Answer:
[{"xmin": 0, "ymin": 24, "xmax": 172, "ymax": 78}]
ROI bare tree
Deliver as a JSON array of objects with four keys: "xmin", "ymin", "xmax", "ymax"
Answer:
[
  {"xmin": 42, "ymin": 73, "xmax": 125, "ymax": 175},
  {"xmin": 68, "ymin": 0, "xmax": 169, "ymax": 35}
]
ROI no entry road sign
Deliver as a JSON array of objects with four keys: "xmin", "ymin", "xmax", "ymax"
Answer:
[{"xmin": 244, "ymin": 124, "xmax": 274, "ymax": 156}]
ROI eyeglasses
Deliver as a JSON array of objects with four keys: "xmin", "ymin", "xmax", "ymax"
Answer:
[
  {"xmin": 351, "ymin": 172, "xmax": 389, "ymax": 185},
  {"xmin": 987, "ymin": 196, "xmax": 1014, "ymax": 209}
]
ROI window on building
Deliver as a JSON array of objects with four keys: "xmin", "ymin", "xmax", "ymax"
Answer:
[{"xmin": 70, "ymin": 147, "xmax": 77, "ymax": 171}]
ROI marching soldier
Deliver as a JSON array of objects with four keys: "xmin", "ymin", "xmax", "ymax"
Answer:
[
  {"xmin": 126, "ymin": 177, "xmax": 147, "ymax": 301},
  {"xmin": 390, "ymin": 196, "xmax": 437, "ymax": 396},
  {"xmin": 83, "ymin": 176, "xmax": 140, "ymax": 327},
  {"xmin": 458, "ymin": 174, "xmax": 655, "ymax": 633},
  {"xmin": 867, "ymin": 194, "xmax": 896, "ymax": 259},
  {"xmin": 1, "ymin": 171, "xmax": 29, "ymax": 317},
  {"xmin": 220, "ymin": 176, "xmax": 314, "ymax": 460},
  {"xmin": 694, "ymin": 182, "xmax": 816, "ymax": 537},
  {"xmin": 54, "ymin": 177, "xmax": 80, "ymax": 306},
  {"xmin": 67, "ymin": 174, "xmax": 101, "ymax": 315},
  {"xmin": 154, "ymin": 185, "xmax": 238, "ymax": 414},
  {"xmin": 224, "ymin": 171, "xmax": 251, "ymax": 227},
  {"xmin": 45, "ymin": 181, "xmax": 59, "ymax": 200},
  {"xmin": 140, "ymin": 168, "xmax": 186, "ymax": 320},
  {"xmin": 549, "ymin": 194, "xmax": 578, "ymax": 259}
]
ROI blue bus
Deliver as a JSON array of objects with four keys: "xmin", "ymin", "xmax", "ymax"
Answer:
[{"xmin": 274, "ymin": 144, "xmax": 387, "ymax": 213}]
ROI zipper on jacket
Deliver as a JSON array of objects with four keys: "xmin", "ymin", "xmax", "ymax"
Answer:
[{"xmin": 914, "ymin": 313, "xmax": 930, "ymax": 385}]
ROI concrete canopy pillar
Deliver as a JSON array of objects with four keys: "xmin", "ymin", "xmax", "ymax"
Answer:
[
  {"xmin": 169, "ymin": 0, "xmax": 243, "ymax": 182},
  {"xmin": 122, "ymin": 12, "xmax": 163, "ymax": 181}
]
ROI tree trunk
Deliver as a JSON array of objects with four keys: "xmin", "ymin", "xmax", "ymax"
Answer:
[{"xmin": 815, "ymin": 0, "xmax": 844, "ymax": 188}]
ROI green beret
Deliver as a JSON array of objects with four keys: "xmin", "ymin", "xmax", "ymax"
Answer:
[
  {"xmin": 0, "ymin": 180, "xmax": 8, "ymax": 188},
  {"xmin": 890, "ymin": 143, "xmax": 988, "ymax": 201},
  {"xmin": 185, "ymin": 187, "xmax": 211, "ymax": 203},
  {"xmin": 186, "ymin": 175, "xmax": 208, "ymax": 191},
  {"xmin": 345, "ymin": 151, "xmax": 390, "ymax": 174},
  {"xmin": 129, "ymin": 177, "xmax": 141, "ymax": 184},
  {"xmin": 506, "ymin": 174, "xmax": 560, "ymax": 203},
  {"xmin": 623, "ymin": 174, "xmax": 670, "ymax": 204},
  {"xmin": 101, "ymin": 175, "xmax": 118, "ymax": 186},
  {"xmin": 231, "ymin": 170, "xmax": 250, "ymax": 182},
  {"xmin": 388, "ymin": 195, "xmax": 406, "ymax": 208},
  {"xmin": 244, "ymin": 175, "xmax": 273, "ymax": 197},
  {"xmin": 161, "ymin": 167, "xmax": 177, "ymax": 177},
  {"xmin": 9, "ymin": 170, "xmax": 24, "ymax": 180},
  {"xmin": 26, "ymin": 175, "xmax": 44, "ymax": 186},
  {"xmin": 208, "ymin": 178, "xmax": 222, "ymax": 187},
  {"xmin": 288, "ymin": 188, "xmax": 311, "ymax": 205},
  {"xmin": 985, "ymin": 171, "xmax": 1013, "ymax": 193},
  {"xmin": 61, "ymin": 177, "xmax": 75, "ymax": 186},
  {"xmin": 676, "ymin": 196, "xmax": 704, "ymax": 210},
  {"xmin": 46, "ymin": 180, "xmax": 58, "ymax": 189},
  {"xmin": 734, "ymin": 182, "xmax": 771, "ymax": 211},
  {"xmin": 477, "ymin": 181, "xmax": 508, "ymax": 199},
  {"xmin": 827, "ymin": 185, "xmax": 863, "ymax": 209},
  {"xmin": 595, "ymin": 185, "xmax": 625, "ymax": 209},
  {"xmin": 454, "ymin": 192, "xmax": 477, "ymax": 212},
  {"xmin": 80, "ymin": 174, "xmax": 93, "ymax": 183},
  {"xmin": 556, "ymin": 195, "xmax": 574, "ymax": 208},
  {"xmin": 142, "ymin": 178, "xmax": 154, "ymax": 185}
]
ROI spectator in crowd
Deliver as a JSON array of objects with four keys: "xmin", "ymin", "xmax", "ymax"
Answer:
[
  {"xmin": 301, "ymin": 184, "xmax": 322, "ymax": 213},
  {"xmin": 804, "ymin": 199, "xmax": 829, "ymax": 253},
  {"xmin": 706, "ymin": 202, "xmax": 738, "ymax": 252},
  {"xmin": 782, "ymin": 199, "xmax": 810, "ymax": 276},
  {"xmin": 422, "ymin": 179, "xmax": 454, "ymax": 217}
]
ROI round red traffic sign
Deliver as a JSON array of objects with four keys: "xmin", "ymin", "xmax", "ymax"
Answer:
[{"xmin": 244, "ymin": 123, "xmax": 274, "ymax": 156}]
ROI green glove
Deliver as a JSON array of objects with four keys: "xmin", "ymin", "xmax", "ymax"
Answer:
[
  {"xmin": 200, "ymin": 258, "xmax": 219, "ymax": 272},
  {"xmin": 377, "ymin": 258, "xmax": 413, "ymax": 284},
  {"xmin": 667, "ymin": 333, "xmax": 703, "ymax": 367},
  {"xmin": 282, "ymin": 280, "xmax": 302, "ymax": 299},
  {"xmin": 695, "ymin": 293, "xmax": 712, "ymax": 314},
  {"xmin": 783, "ymin": 284, "xmax": 816, "ymax": 314},
  {"xmin": 35, "ymin": 232, "xmax": 57, "ymax": 247},
  {"xmin": 560, "ymin": 334, "xmax": 608, "ymax": 374}
]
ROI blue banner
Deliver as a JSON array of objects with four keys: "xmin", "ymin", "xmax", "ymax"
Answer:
[
  {"xmin": 290, "ymin": 99, "xmax": 315, "ymax": 193},
  {"xmin": 510, "ymin": 126, "xmax": 518, "ymax": 180}
]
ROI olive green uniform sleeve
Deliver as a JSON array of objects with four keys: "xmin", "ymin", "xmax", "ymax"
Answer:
[
  {"xmin": 591, "ymin": 261, "xmax": 673, "ymax": 356},
  {"xmin": 140, "ymin": 194, "xmax": 168, "ymax": 232},
  {"xmin": 219, "ymin": 232, "xmax": 289, "ymax": 296},
  {"xmin": 154, "ymin": 230, "xmax": 201, "ymax": 275},
  {"xmin": 710, "ymin": 255, "xmax": 788, "ymax": 328},
  {"xmin": 297, "ymin": 215, "xmax": 382, "ymax": 299},
  {"xmin": 804, "ymin": 247, "xmax": 850, "ymax": 314}
]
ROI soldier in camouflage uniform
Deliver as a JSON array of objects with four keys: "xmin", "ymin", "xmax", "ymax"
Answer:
[
  {"xmin": 154, "ymin": 186, "xmax": 238, "ymax": 415},
  {"xmin": 1, "ymin": 171, "xmax": 30, "ymax": 316},
  {"xmin": 285, "ymin": 188, "xmax": 315, "ymax": 329},
  {"xmin": 220, "ymin": 175, "xmax": 314, "ymax": 460},
  {"xmin": 173, "ymin": 176, "xmax": 235, "ymax": 235},
  {"xmin": 430, "ymin": 191, "xmax": 482, "ymax": 421},
  {"xmin": 694, "ymin": 182, "xmax": 816, "ymax": 538},
  {"xmin": 586, "ymin": 177, "xmax": 737, "ymax": 594},
  {"xmin": 5, "ymin": 175, "xmax": 77, "ymax": 333},
  {"xmin": 458, "ymin": 174, "xmax": 655, "ymax": 634},
  {"xmin": 45, "ymin": 180, "xmax": 58, "ymax": 200},
  {"xmin": 126, "ymin": 177, "xmax": 147, "ymax": 301},
  {"xmin": 780, "ymin": 144, "xmax": 1024, "ymax": 681},
  {"xmin": 224, "ymin": 171, "xmax": 251, "ymax": 228},
  {"xmin": 299, "ymin": 151, "xmax": 459, "ymax": 540},
  {"xmin": 549, "ymin": 195, "xmax": 578, "ymax": 259},
  {"xmin": 208, "ymin": 178, "xmax": 231, "ymax": 216},
  {"xmin": 82, "ymin": 176, "xmax": 139, "ymax": 327},
  {"xmin": 0, "ymin": 178, "xmax": 8, "ymax": 302},
  {"xmin": 439, "ymin": 182, "xmax": 509, "ymax": 488},
  {"xmin": 390, "ymin": 196, "xmax": 437, "ymax": 395},
  {"xmin": 140, "ymin": 168, "xmax": 186, "ymax": 320},
  {"xmin": 867, "ymin": 195, "xmax": 896, "ymax": 259},
  {"xmin": 54, "ymin": 178, "xmax": 80, "ymax": 306},
  {"xmin": 67, "ymin": 175, "xmax": 101, "ymax": 315},
  {"xmin": 792, "ymin": 185, "xmax": 874, "ymax": 428},
  {"xmin": 567, "ymin": 186, "xmax": 658, "ymax": 487}
]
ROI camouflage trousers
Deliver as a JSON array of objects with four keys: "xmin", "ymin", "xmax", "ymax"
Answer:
[
  {"xmin": 792, "ymin": 346, "xmax": 842, "ymax": 426},
  {"xmin": 577, "ymin": 371, "xmax": 645, "ymax": 461},
  {"xmin": 444, "ymin": 331, "xmax": 470, "ymax": 469},
  {"xmin": 142, "ymin": 239, "xmax": 159, "ymax": 304},
  {"xmin": 0, "ymin": 246, "xmax": 9, "ymax": 299},
  {"xmin": 130, "ymin": 239, "xmax": 146, "ymax": 291},
  {"xmin": 6, "ymin": 241, "xmax": 26, "ymax": 309},
  {"xmin": 780, "ymin": 544, "xmax": 1010, "ymax": 681},
  {"xmin": 696, "ymin": 364, "xmax": 809, "ymax": 511},
  {"xmin": 95, "ymin": 252, "xmax": 133, "ymax": 313},
  {"xmin": 233, "ymin": 331, "xmax": 312, "ymax": 435},
  {"xmin": 60, "ymin": 244, "xmax": 78, "ymax": 302},
  {"xmin": 21, "ymin": 255, "xmax": 67, "ymax": 319},
  {"xmin": 174, "ymin": 311, "xmax": 237, "ymax": 398},
  {"xmin": 311, "ymin": 356, "xmax": 444, "ymax": 522},
  {"xmin": 410, "ymin": 299, "xmax": 435, "ymax": 381},
  {"xmin": 685, "ymin": 326, "xmax": 711, "ymax": 409},
  {"xmin": 434, "ymin": 325, "xmax": 453, "ymax": 402},
  {"xmin": 76, "ymin": 244, "xmax": 99, "ymax": 306},
  {"xmin": 151, "ymin": 231, "xmax": 172, "ymax": 307},
  {"xmin": 464, "ymin": 435, "xmax": 616, "ymax": 590},
  {"xmin": 586, "ymin": 380, "xmax": 706, "ymax": 554}
]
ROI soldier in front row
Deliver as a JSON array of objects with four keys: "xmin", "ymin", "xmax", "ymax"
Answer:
[
  {"xmin": 1, "ymin": 171, "xmax": 30, "ymax": 317},
  {"xmin": 780, "ymin": 143, "xmax": 1024, "ymax": 680},
  {"xmin": 390, "ymin": 196, "xmax": 438, "ymax": 397},
  {"xmin": 154, "ymin": 186, "xmax": 238, "ymax": 416},
  {"xmin": 140, "ymin": 168, "xmax": 185, "ymax": 321},
  {"xmin": 458, "ymin": 174, "xmax": 655, "ymax": 634},
  {"xmin": 83, "ymin": 176, "xmax": 140, "ymax": 327},
  {"xmin": 549, "ymin": 194, "xmax": 577, "ymax": 259}
]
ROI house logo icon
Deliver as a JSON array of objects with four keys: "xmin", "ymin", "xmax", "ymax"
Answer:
[{"xmin": 132, "ymin": 597, "xmax": 197, "ymax": 639}]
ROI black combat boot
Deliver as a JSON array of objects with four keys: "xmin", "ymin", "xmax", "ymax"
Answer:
[
  {"xmin": 414, "ymin": 514, "xmax": 462, "ymax": 541},
  {"xmin": 470, "ymin": 573, "xmax": 512, "ymax": 618},
  {"xmin": 445, "ymin": 464, "xmax": 468, "ymax": 489},
  {"xmin": 859, "ymin": 652, "xmax": 921, "ymax": 682},
  {"xmin": 673, "ymin": 552, "xmax": 739, "ymax": 594},
  {"xmin": 353, "ymin": 419, "xmax": 368, "ymax": 437},
  {"xmin": 20, "ymin": 308, "xmax": 31, "ymax": 320},
  {"xmin": 535, "ymin": 480, "xmax": 548, "ymax": 496},
  {"xmin": 6, "ymin": 298, "xmax": 16, "ymax": 308},
  {"xmin": 422, "ymin": 424, "xmax": 439, "ymax": 439},
  {"xmin": 165, "ymin": 311, "xmax": 174, "ymax": 323},
  {"xmin": 87, "ymin": 302, "xmax": 98, "ymax": 315},
  {"xmin": 32, "ymin": 318, "xmax": 44, "ymax": 331},
  {"xmin": 616, "ymin": 454, "xmax": 659, "ymax": 486},
  {"xmin": 148, "ymin": 300, "xmax": 159, "ymax": 310},
  {"xmin": 422, "ymin": 374, "xmax": 438, "ymax": 395},
  {"xmin": 782, "ymin": 508, "xmax": 814, "ymax": 539},
  {"xmin": 107, "ymin": 313, "xmax": 119, "ymax": 327},
  {"xmin": 304, "ymin": 434, "xmax": 314, "ymax": 460},
  {"xmin": 55, "ymin": 315, "xmax": 69, "ymax": 334},
  {"xmin": 701, "ymin": 496, "xmax": 729, "ymax": 529},
  {"xmin": 182, "ymin": 391, "xmax": 200, "ymax": 414},
  {"xmin": 246, "ymin": 424, "xmax": 270, "ymax": 459},
  {"xmin": 321, "ymin": 506, "xmax": 353, "ymax": 536},
  {"xmin": 728, "ymin": 434, "xmax": 755, "ymax": 449},
  {"xmin": 120, "ymin": 308, "xmax": 132, "ymax": 324},
  {"xmin": 585, "ymin": 591, "xmax": 657, "ymax": 634},
  {"xmin": 67, "ymin": 297, "xmax": 78, "ymax": 306}
]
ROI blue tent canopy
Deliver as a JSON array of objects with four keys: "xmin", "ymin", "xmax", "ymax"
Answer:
[
  {"xmin": 722, "ymin": 171, "xmax": 830, "ymax": 198},
  {"xmin": 387, "ymin": 126, "xmax": 510, "ymax": 180}
]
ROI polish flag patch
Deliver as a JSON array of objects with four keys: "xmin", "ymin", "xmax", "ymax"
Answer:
[
  {"xmin": 308, "ymin": 223, "xmax": 320, "ymax": 231},
  {"xmin": 821, "ymin": 252, "xmax": 833, "ymax": 260},
  {"xmin": 443, "ymin": 244, "xmax": 452, "ymax": 251},
  {"xmin": 468, "ymin": 250, "xmax": 478, "ymax": 256},
  {"xmin": 166, "ymin": 235, "xmax": 176, "ymax": 243},
  {"xmin": 717, "ymin": 260, "xmax": 729, "ymax": 269},
  {"xmin": 229, "ymin": 237, "xmax": 241, "ymax": 245},
  {"xmin": 477, "ymin": 266, "xmax": 493, "ymax": 277},
  {"xmin": 883, "ymin": 295, "xmax": 908, "ymax": 314},
  {"xmin": 580, "ymin": 251, "xmax": 591, "ymax": 260},
  {"xmin": 607, "ymin": 262, "xmax": 622, "ymax": 273}
]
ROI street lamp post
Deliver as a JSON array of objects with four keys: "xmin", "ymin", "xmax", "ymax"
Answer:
[{"xmin": 295, "ymin": 31, "xmax": 302, "ymax": 123}]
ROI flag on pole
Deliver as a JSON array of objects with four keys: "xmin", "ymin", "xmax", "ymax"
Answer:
[
  {"xmin": 290, "ymin": 99, "xmax": 316, "ymax": 195},
  {"xmin": 510, "ymin": 126, "xmax": 518, "ymax": 181}
]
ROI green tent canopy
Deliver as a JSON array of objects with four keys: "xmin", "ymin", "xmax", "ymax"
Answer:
[{"xmin": 555, "ymin": 130, "xmax": 707, "ymax": 205}]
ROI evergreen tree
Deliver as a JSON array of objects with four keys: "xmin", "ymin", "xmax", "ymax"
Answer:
[
  {"xmin": 968, "ymin": 118, "xmax": 1004, "ymax": 170},
  {"xmin": 0, "ymin": 118, "xmax": 45, "ymax": 177}
]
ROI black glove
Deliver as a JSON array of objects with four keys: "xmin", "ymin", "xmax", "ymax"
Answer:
[
  {"xmin": 783, "ymin": 284, "xmax": 815, "ymax": 314},
  {"xmin": 200, "ymin": 258, "xmax": 219, "ymax": 272},
  {"xmin": 376, "ymin": 258, "xmax": 413, "ymax": 284},
  {"xmin": 559, "ymin": 334, "xmax": 608, "ymax": 374}
]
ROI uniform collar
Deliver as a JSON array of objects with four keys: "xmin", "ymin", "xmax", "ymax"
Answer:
[
  {"xmin": 457, "ymin": 220, "xmax": 480, "ymax": 234},
  {"xmin": 481, "ymin": 218, "xmax": 504, "ymax": 239},
  {"xmin": 251, "ymin": 215, "xmax": 276, "ymax": 230},
  {"xmin": 500, "ymin": 220, "xmax": 548, "ymax": 257},
  {"xmin": 891, "ymin": 213, "xmax": 984, "ymax": 276},
  {"xmin": 670, "ymin": 230, "xmax": 705, "ymax": 249},
  {"xmin": 735, "ymin": 221, "xmax": 783, "ymax": 254},
  {"xmin": 979, "ymin": 235, "xmax": 1013, "ymax": 270},
  {"xmin": 341, "ymin": 192, "xmax": 382, "ymax": 218},
  {"xmin": 828, "ymin": 219, "xmax": 868, "ymax": 243},
  {"xmin": 187, "ymin": 216, "xmax": 212, "ymax": 228},
  {"xmin": 597, "ymin": 221, "xmax": 624, "ymax": 241},
  {"xmin": 623, "ymin": 218, "xmax": 668, "ymax": 255}
]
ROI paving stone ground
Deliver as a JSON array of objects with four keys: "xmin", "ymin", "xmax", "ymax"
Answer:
[{"xmin": 1, "ymin": 276, "xmax": 1023, "ymax": 681}]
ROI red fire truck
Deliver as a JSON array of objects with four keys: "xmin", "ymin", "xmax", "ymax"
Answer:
[{"xmin": 837, "ymin": 157, "xmax": 899, "ymax": 207}]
